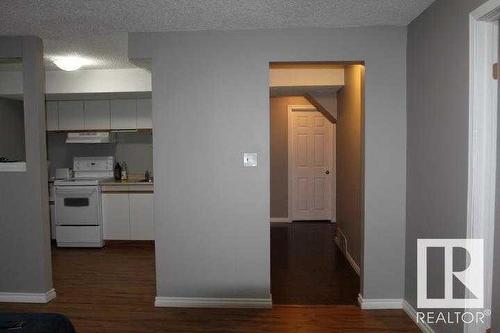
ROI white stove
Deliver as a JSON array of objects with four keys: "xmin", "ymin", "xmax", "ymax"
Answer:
[{"xmin": 54, "ymin": 156, "xmax": 114, "ymax": 248}]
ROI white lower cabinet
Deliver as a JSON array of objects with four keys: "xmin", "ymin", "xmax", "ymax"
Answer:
[
  {"xmin": 129, "ymin": 193, "xmax": 154, "ymax": 240},
  {"xmin": 102, "ymin": 193, "xmax": 130, "ymax": 240},
  {"xmin": 102, "ymin": 192, "xmax": 154, "ymax": 240}
]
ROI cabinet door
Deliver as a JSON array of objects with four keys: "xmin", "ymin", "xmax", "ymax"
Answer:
[
  {"xmin": 136, "ymin": 98, "xmax": 152, "ymax": 129},
  {"xmin": 46, "ymin": 101, "xmax": 59, "ymax": 131},
  {"xmin": 58, "ymin": 101, "xmax": 84, "ymax": 130},
  {"xmin": 110, "ymin": 99, "xmax": 137, "ymax": 130},
  {"xmin": 84, "ymin": 100, "xmax": 110, "ymax": 130},
  {"xmin": 102, "ymin": 193, "xmax": 130, "ymax": 240},
  {"xmin": 129, "ymin": 193, "xmax": 154, "ymax": 240}
]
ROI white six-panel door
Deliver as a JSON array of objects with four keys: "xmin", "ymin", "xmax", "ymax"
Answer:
[{"xmin": 288, "ymin": 107, "xmax": 333, "ymax": 221}]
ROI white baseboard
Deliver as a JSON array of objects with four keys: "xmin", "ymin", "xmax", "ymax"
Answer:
[
  {"xmin": 334, "ymin": 231, "xmax": 360, "ymax": 276},
  {"xmin": 0, "ymin": 288, "xmax": 56, "ymax": 303},
  {"xmin": 270, "ymin": 217, "xmax": 290, "ymax": 223},
  {"xmin": 358, "ymin": 294, "xmax": 403, "ymax": 309},
  {"xmin": 155, "ymin": 296, "xmax": 272, "ymax": 308},
  {"xmin": 402, "ymin": 300, "xmax": 435, "ymax": 333}
]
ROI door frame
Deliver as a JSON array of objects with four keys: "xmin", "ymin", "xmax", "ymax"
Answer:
[
  {"xmin": 467, "ymin": 1, "xmax": 500, "ymax": 332},
  {"xmin": 287, "ymin": 105, "xmax": 335, "ymax": 222}
]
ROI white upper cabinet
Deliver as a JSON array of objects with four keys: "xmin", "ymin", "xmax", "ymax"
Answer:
[
  {"xmin": 110, "ymin": 99, "xmax": 137, "ymax": 130},
  {"xmin": 84, "ymin": 100, "xmax": 110, "ymax": 130},
  {"xmin": 58, "ymin": 101, "xmax": 84, "ymax": 130},
  {"xmin": 136, "ymin": 98, "xmax": 152, "ymax": 129},
  {"xmin": 46, "ymin": 101, "xmax": 59, "ymax": 131},
  {"xmin": 47, "ymin": 98, "xmax": 151, "ymax": 131}
]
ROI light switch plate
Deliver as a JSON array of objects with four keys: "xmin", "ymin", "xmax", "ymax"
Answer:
[{"xmin": 243, "ymin": 153, "xmax": 258, "ymax": 167}]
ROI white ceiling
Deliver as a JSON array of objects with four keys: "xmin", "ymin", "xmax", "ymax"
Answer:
[{"xmin": 0, "ymin": 0, "xmax": 435, "ymax": 71}]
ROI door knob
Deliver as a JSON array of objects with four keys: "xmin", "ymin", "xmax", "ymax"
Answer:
[{"xmin": 325, "ymin": 170, "xmax": 330, "ymax": 175}]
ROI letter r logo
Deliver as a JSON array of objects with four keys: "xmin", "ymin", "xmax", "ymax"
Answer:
[{"xmin": 417, "ymin": 239, "xmax": 484, "ymax": 309}]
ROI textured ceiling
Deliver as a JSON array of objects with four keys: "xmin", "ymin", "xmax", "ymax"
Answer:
[{"xmin": 0, "ymin": 0, "xmax": 435, "ymax": 70}]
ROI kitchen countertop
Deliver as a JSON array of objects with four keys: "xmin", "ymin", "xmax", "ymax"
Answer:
[
  {"xmin": 49, "ymin": 176, "xmax": 154, "ymax": 192},
  {"xmin": 100, "ymin": 177, "xmax": 154, "ymax": 193},
  {"xmin": 99, "ymin": 178, "xmax": 154, "ymax": 185}
]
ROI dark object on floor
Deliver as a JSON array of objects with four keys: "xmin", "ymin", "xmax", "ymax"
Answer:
[{"xmin": 0, "ymin": 313, "xmax": 75, "ymax": 333}]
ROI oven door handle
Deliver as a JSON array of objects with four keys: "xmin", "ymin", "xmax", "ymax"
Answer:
[{"xmin": 55, "ymin": 187, "xmax": 97, "ymax": 197}]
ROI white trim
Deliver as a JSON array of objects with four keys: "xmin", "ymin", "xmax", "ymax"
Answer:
[
  {"xmin": 0, "ymin": 162, "xmax": 26, "ymax": 172},
  {"xmin": 467, "ymin": 2, "xmax": 499, "ymax": 333},
  {"xmin": 334, "ymin": 229, "xmax": 360, "ymax": 276},
  {"xmin": 471, "ymin": 0, "xmax": 500, "ymax": 20},
  {"xmin": 0, "ymin": 289, "xmax": 56, "ymax": 303},
  {"xmin": 270, "ymin": 217, "xmax": 290, "ymax": 223},
  {"xmin": 357, "ymin": 294, "xmax": 403, "ymax": 309},
  {"xmin": 287, "ymin": 105, "xmax": 334, "ymax": 221},
  {"xmin": 154, "ymin": 297, "xmax": 272, "ymax": 308},
  {"xmin": 402, "ymin": 300, "xmax": 435, "ymax": 333}
]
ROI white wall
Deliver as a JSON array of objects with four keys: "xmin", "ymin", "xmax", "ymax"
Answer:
[
  {"xmin": 269, "ymin": 67, "xmax": 344, "ymax": 87},
  {"xmin": 0, "ymin": 68, "xmax": 151, "ymax": 95},
  {"xmin": 129, "ymin": 26, "xmax": 407, "ymax": 301}
]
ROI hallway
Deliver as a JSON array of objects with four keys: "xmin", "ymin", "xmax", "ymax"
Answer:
[{"xmin": 271, "ymin": 222, "xmax": 360, "ymax": 305}]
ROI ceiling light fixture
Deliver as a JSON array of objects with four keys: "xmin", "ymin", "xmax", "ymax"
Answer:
[{"xmin": 52, "ymin": 56, "xmax": 89, "ymax": 71}]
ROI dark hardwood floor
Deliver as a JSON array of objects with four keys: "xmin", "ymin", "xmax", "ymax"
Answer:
[
  {"xmin": 0, "ymin": 238, "xmax": 419, "ymax": 332},
  {"xmin": 271, "ymin": 221, "xmax": 359, "ymax": 305}
]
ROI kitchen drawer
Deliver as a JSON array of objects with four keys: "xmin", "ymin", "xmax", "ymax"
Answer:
[
  {"xmin": 101, "ymin": 184, "xmax": 154, "ymax": 193},
  {"xmin": 127, "ymin": 184, "xmax": 154, "ymax": 193},
  {"xmin": 56, "ymin": 225, "xmax": 103, "ymax": 247},
  {"xmin": 101, "ymin": 184, "xmax": 130, "ymax": 193}
]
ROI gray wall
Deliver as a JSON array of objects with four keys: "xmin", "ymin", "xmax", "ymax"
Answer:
[
  {"xmin": 47, "ymin": 132, "xmax": 153, "ymax": 177},
  {"xmin": 406, "ymin": 0, "xmax": 487, "ymax": 331},
  {"xmin": 270, "ymin": 96, "xmax": 312, "ymax": 218},
  {"xmin": 129, "ymin": 26, "xmax": 407, "ymax": 300},
  {"xmin": 336, "ymin": 65, "xmax": 364, "ymax": 268},
  {"xmin": 0, "ymin": 36, "xmax": 53, "ymax": 294},
  {"xmin": 0, "ymin": 97, "xmax": 25, "ymax": 161}
]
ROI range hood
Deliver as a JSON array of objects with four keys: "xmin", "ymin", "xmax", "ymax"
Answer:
[{"xmin": 66, "ymin": 132, "xmax": 115, "ymax": 144}]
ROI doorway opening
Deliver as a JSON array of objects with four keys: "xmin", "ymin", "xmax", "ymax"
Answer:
[
  {"xmin": 45, "ymin": 91, "xmax": 156, "ymax": 307},
  {"xmin": 269, "ymin": 62, "xmax": 365, "ymax": 305}
]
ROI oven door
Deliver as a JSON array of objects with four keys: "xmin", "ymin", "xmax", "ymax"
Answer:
[{"xmin": 55, "ymin": 186, "xmax": 100, "ymax": 226}]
